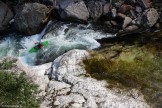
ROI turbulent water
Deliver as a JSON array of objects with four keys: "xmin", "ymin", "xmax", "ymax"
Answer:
[{"xmin": 0, "ymin": 22, "xmax": 114, "ymax": 65}]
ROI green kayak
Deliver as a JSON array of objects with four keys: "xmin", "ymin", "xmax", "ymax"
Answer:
[{"xmin": 28, "ymin": 41, "xmax": 48, "ymax": 53}]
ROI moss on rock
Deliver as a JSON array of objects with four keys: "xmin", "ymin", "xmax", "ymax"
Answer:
[{"xmin": 83, "ymin": 43, "xmax": 162, "ymax": 107}]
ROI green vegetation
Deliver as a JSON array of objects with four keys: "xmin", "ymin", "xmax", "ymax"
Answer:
[
  {"xmin": 0, "ymin": 59, "xmax": 17, "ymax": 70},
  {"xmin": 0, "ymin": 59, "xmax": 40, "ymax": 108},
  {"xmin": 83, "ymin": 44, "xmax": 162, "ymax": 107}
]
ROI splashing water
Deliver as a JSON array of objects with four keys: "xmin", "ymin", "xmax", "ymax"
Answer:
[{"xmin": 0, "ymin": 22, "xmax": 114, "ymax": 65}]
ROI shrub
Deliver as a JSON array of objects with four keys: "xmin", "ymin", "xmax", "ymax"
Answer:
[{"xmin": 0, "ymin": 71, "xmax": 40, "ymax": 108}]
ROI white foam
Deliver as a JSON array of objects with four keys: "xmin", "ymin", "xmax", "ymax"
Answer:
[{"xmin": 0, "ymin": 22, "xmax": 114, "ymax": 65}]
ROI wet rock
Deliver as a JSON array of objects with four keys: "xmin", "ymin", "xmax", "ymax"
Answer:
[
  {"xmin": 0, "ymin": 1, "xmax": 13, "ymax": 32},
  {"xmin": 87, "ymin": 1, "xmax": 103, "ymax": 20},
  {"xmin": 44, "ymin": 20, "xmax": 64, "ymax": 35},
  {"xmin": 123, "ymin": 16, "xmax": 133, "ymax": 29},
  {"xmin": 56, "ymin": 0, "xmax": 89, "ymax": 22},
  {"xmin": 14, "ymin": 3, "xmax": 49, "ymax": 35},
  {"xmin": 146, "ymin": 8, "xmax": 159, "ymax": 27}
]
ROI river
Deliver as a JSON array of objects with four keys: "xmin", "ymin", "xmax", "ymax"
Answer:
[{"xmin": 0, "ymin": 21, "xmax": 114, "ymax": 65}]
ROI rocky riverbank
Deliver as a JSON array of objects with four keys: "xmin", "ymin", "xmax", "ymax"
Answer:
[
  {"xmin": 1, "ymin": 0, "xmax": 162, "ymax": 108},
  {"xmin": 0, "ymin": 0, "xmax": 162, "ymax": 36},
  {"xmin": 7, "ymin": 50, "xmax": 148, "ymax": 108}
]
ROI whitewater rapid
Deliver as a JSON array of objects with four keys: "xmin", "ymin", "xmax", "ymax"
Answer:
[{"xmin": 0, "ymin": 22, "xmax": 114, "ymax": 65}]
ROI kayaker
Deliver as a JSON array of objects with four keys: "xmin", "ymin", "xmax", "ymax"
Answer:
[{"xmin": 35, "ymin": 42, "xmax": 43, "ymax": 49}]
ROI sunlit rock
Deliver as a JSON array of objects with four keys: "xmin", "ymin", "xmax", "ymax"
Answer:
[{"xmin": 43, "ymin": 49, "xmax": 149, "ymax": 108}]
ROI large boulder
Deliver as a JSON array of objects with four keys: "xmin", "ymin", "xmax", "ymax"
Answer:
[
  {"xmin": 56, "ymin": 0, "xmax": 89, "ymax": 22},
  {"xmin": 14, "ymin": 3, "xmax": 49, "ymax": 35},
  {"xmin": 87, "ymin": 1, "xmax": 103, "ymax": 20},
  {"xmin": 41, "ymin": 49, "xmax": 149, "ymax": 108},
  {"xmin": 0, "ymin": 1, "xmax": 13, "ymax": 32}
]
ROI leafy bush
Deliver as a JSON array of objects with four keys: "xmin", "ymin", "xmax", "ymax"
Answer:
[{"xmin": 0, "ymin": 71, "xmax": 40, "ymax": 108}]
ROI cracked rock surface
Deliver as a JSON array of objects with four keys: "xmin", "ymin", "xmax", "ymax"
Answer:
[{"xmin": 41, "ymin": 49, "xmax": 149, "ymax": 108}]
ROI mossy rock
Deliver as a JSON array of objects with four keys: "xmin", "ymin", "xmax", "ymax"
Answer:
[{"xmin": 84, "ymin": 43, "xmax": 162, "ymax": 107}]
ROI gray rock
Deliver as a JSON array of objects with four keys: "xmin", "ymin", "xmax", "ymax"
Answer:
[
  {"xmin": 103, "ymin": 3, "xmax": 111, "ymax": 15},
  {"xmin": 118, "ymin": 25, "xmax": 139, "ymax": 36},
  {"xmin": 0, "ymin": 1, "xmax": 13, "ymax": 31},
  {"xmin": 14, "ymin": 3, "xmax": 49, "ymax": 35},
  {"xmin": 42, "ymin": 49, "xmax": 149, "ymax": 108},
  {"xmin": 118, "ymin": 13, "xmax": 126, "ymax": 19},
  {"xmin": 87, "ymin": 1, "xmax": 103, "ymax": 20},
  {"xmin": 136, "ymin": 6, "xmax": 142, "ymax": 13},
  {"xmin": 111, "ymin": 8, "xmax": 117, "ymax": 18},
  {"xmin": 56, "ymin": 0, "xmax": 89, "ymax": 22},
  {"xmin": 130, "ymin": 9, "xmax": 137, "ymax": 18},
  {"xmin": 132, "ymin": 16, "xmax": 142, "ymax": 25},
  {"xmin": 124, "ymin": 0, "xmax": 137, "ymax": 6},
  {"xmin": 137, "ymin": 0, "xmax": 151, "ymax": 9},
  {"xmin": 146, "ymin": 8, "xmax": 159, "ymax": 27},
  {"xmin": 123, "ymin": 16, "xmax": 133, "ymax": 29},
  {"xmin": 111, "ymin": 20, "xmax": 117, "ymax": 26},
  {"xmin": 124, "ymin": 25, "xmax": 139, "ymax": 31}
]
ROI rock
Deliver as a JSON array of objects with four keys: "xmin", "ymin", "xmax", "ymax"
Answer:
[
  {"xmin": 155, "ymin": 23, "xmax": 160, "ymax": 29},
  {"xmin": 104, "ymin": 21, "xmax": 111, "ymax": 26},
  {"xmin": 124, "ymin": 25, "xmax": 139, "ymax": 31},
  {"xmin": 103, "ymin": 3, "xmax": 111, "ymax": 15},
  {"xmin": 118, "ymin": 25, "xmax": 139, "ymax": 36},
  {"xmin": 46, "ymin": 81, "xmax": 71, "ymax": 95},
  {"xmin": 130, "ymin": 9, "xmax": 137, "ymax": 18},
  {"xmin": 118, "ymin": 13, "xmax": 126, "ymax": 19},
  {"xmin": 0, "ymin": 1, "xmax": 13, "ymax": 32},
  {"xmin": 42, "ymin": 49, "xmax": 149, "ymax": 108},
  {"xmin": 44, "ymin": 20, "xmax": 64, "ymax": 35},
  {"xmin": 56, "ymin": 0, "xmax": 89, "ymax": 22},
  {"xmin": 136, "ymin": 6, "xmax": 142, "ymax": 13},
  {"xmin": 146, "ymin": 8, "xmax": 159, "ymax": 27},
  {"xmin": 111, "ymin": 8, "xmax": 117, "ymax": 18},
  {"xmin": 132, "ymin": 16, "xmax": 142, "ymax": 25},
  {"xmin": 87, "ymin": 1, "xmax": 103, "ymax": 20},
  {"xmin": 119, "ymin": 4, "xmax": 133, "ymax": 14},
  {"xmin": 111, "ymin": 20, "xmax": 117, "ymax": 26},
  {"xmin": 137, "ymin": 0, "xmax": 151, "ymax": 9},
  {"xmin": 16, "ymin": 60, "xmax": 52, "ymax": 97},
  {"xmin": 124, "ymin": 0, "xmax": 137, "ymax": 6},
  {"xmin": 14, "ymin": 3, "xmax": 49, "ymax": 35},
  {"xmin": 40, "ymin": 0, "xmax": 53, "ymax": 6},
  {"xmin": 114, "ymin": 2, "xmax": 122, "ymax": 9},
  {"xmin": 123, "ymin": 16, "xmax": 132, "ymax": 29}
]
